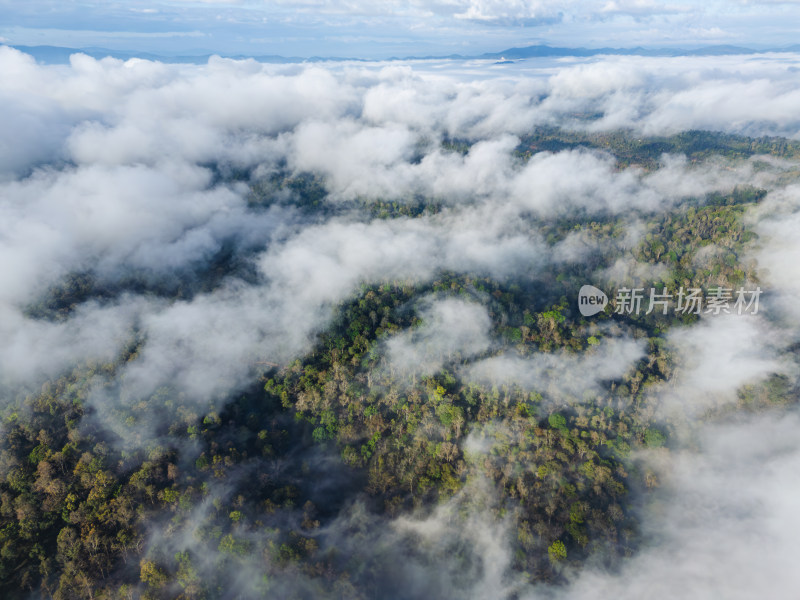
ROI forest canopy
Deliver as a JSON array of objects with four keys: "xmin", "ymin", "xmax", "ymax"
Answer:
[{"xmin": 1, "ymin": 47, "xmax": 799, "ymax": 599}]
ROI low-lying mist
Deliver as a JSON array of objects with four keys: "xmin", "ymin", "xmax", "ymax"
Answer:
[{"xmin": 2, "ymin": 45, "xmax": 800, "ymax": 599}]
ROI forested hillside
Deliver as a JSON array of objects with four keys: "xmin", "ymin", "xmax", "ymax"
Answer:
[{"xmin": 1, "ymin": 127, "xmax": 793, "ymax": 600}]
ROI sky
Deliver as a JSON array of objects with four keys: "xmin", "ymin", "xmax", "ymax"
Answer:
[{"xmin": 2, "ymin": 0, "xmax": 800, "ymax": 58}]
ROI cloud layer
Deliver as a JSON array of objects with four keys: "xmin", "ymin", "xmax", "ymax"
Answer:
[{"xmin": 2, "ymin": 46, "xmax": 800, "ymax": 598}]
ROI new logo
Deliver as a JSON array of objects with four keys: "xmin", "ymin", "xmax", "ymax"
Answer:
[{"xmin": 578, "ymin": 285, "xmax": 608, "ymax": 316}]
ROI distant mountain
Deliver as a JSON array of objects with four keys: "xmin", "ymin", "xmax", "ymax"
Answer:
[
  {"xmin": 479, "ymin": 43, "xmax": 796, "ymax": 60},
  {"xmin": 480, "ymin": 45, "xmax": 621, "ymax": 59},
  {"xmin": 10, "ymin": 45, "xmax": 210, "ymax": 64},
  {"xmin": 680, "ymin": 45, "xmax": 757, "ymax": 56},
  {"xmin": 7, "ymin": 42, "xmax": 800, "ymax": 66}
]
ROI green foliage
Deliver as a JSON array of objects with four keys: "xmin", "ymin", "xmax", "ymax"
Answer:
[
  {"xmin": 520, "ymin": 127, "xmax": 800, "ymax": 168},
  {"xmin": 547, "ymin": 540, "xmax": 567, "ymax": 563},
  {"xmin": 548, "ymin": 413, "xmax": 567, "ymax": 430},
  {"xmin": 644, "ymin": 428, "xmax": 667, "ymax": 448}
]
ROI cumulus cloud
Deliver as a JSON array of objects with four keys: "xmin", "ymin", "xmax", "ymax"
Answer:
[
  {"xmin": 0, "ymin": 43, "xmax": 791, "ymax": 420},
  {"xmin": 546, "ymin": 410, "xmax": 800, "ymax": 600},
  {"xmin": 465, "ymin": 336, "xmax": 645, "ymax": 402},
  {"xmin": 597, "ymin": 257, "xmax": 668, "ymax": 286},
  {"xmin": 665, "ymin": 315, "xmax": 785, "ymax": 398},
  {"xmin": 386, "ymin": 297, "xmax": 493, "ymax": 377},
  {"xmin": 751, "ymin": 183, "xmax": 800, "ymax": 325}
]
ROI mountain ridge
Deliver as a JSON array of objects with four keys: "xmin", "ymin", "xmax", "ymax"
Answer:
[{"xmin": 7, "ymin": 42, "xmax": 800, "ymax": 65}]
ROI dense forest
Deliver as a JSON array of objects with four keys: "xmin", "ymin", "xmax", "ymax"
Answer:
[{"xmin": 0, "ymin": 128, "xmax": 794, "ymax": 599}]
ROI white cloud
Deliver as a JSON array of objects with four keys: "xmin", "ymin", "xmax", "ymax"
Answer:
[
  {"xmin": 465, "ymin": 336, "xmax": 645, "ymax": 401},
  {"xmin": 2, "ymin": 45, "xmax": 800, "ymax": 598},
  {"xmin": 386, "ymin": 297, "xmax": 493, "ymax": 377},
  {"xmin": 548, "ymin": 411, "xmax": 800, "ymax": 600}
]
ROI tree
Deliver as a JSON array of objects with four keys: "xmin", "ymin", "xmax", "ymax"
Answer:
[{"xmin": 548, "ymin": 540, "xmax": 567, "ymax": 564}]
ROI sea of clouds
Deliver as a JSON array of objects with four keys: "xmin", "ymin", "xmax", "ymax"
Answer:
[{"xmin": 3, "ymin": 45, "xmax": 800, "ymax": 597}]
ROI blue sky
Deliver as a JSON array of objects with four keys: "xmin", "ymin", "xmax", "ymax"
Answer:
[{"xmin": 1, "ymin": 1, "xmax": 799, "ymax": 58}]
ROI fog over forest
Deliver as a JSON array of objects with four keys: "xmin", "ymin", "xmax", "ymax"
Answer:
[{"xmin": 2, "ymin": 45, "xmax": 800, "ymax": 599}]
